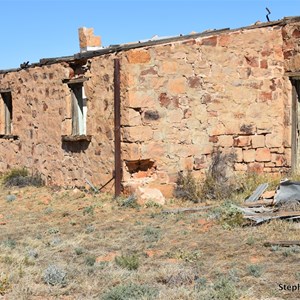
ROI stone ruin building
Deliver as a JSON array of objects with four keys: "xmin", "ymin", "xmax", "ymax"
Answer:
[{"xmin": 1, "ymin": 17, "xmax": 300, "ymax": 197}]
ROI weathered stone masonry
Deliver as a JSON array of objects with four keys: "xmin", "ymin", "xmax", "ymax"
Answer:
[
  {"xmin": 1, "ymin": 18, "xmax": 300, "ymax": 195},
  {"xmin": 0, "ymin": 57, "xmax": 115, "ymax": 188}
]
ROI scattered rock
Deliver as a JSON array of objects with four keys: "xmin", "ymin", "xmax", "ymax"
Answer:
[
  {"xmin": 144, "ymin": 249, "xmax": 163, "ymax": 258},
  {"xmin": 96, "ymin": 252, "xmax": 117, "ymax": 262},
  {"xmin": 197, "ymin": 218, "xmax": 214, "ymax": 232},
  {"xmin": 135, "ymin": 187, "xmax": 166, "ymax": 206},
  {"xmin": 73, "ymin": 188, "xmax": 81, "ymax": 194}
]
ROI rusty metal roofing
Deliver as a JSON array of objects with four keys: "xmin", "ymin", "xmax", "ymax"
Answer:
[{"xmin": 1, "ymin": 16, "xmax": 300, "ymax": 74}]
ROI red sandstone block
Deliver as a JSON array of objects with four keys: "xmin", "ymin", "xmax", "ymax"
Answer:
[
  {"xmin": 245, "ymin": 56, "xmax": 259, "ymax": 67},
  {"xmin": 218, "ymin": 135, "xmax": 233, "ymax": 147},
  {"xmin": 126, "ymin": 50, "xmax": 151, "ymax": 64},
  {"xmin": 201, "ymin": 36, "xmax": 217, "ymax": 46},
  {"xmin": 251, "ymin": 135, "xmax": 265, "ymax": 148},
  {"xmin": 292, "ymin": 29, "xmax": 300, "ymax": 38},
  {"xmin": 218, "ymin": 35, "xmax": 231, "ymax": 47},
  {"xmin": 260, "ymin": 60, "xmax": 268, "ymax": 69},
  {"xmin": 265, "ymin": 133, "xmax": 283, "ymax": 148},
  {"xmin": 243, "ymin": 149, "xmax": 255, "ymax": 162},
  {"xmin": 233, "ymin": 136, "xmax": 250, "ymax": 147},
  {"xmin": 255, "ymin": 148, "xmax": 271, "ymax": 162},
  {"xmin": 141, "ymin": 142, "xmax": 165, "ymax": 158},
  {"xmin": 234, "ymin": 163, "xmax": 247, "ymax": 171},
  {"xmin": 161, "ymin": 61, "xmax": 178, "ymax": 73},
  {"xmin": 127, "ymin": 91, "xmax": 156, "ymax": 108},
  {"xmin": 148, "ymin": 183, "xmax": 175, "ymax": 198},
  {"xmin": 235, "ymin": 148, "xmax": 243, "ymax": 162},
  {"xmin": 271, "ymin": 154, "xmax": 286, "ymax": 166},
  {"xmin": 167, "ymin": 77, "xmax": 187, "ymax": 94},
  {"xmin": 259, "ymin": 92, "xmax": 272, "ymax": 102},
  {"xmin": 156, "ymin": 171, "xmax": 170, "ymax": 184},
  {"xmin": 209, "ymin": 136, "xmax": 218, "ymax": 143},
  {"xmin": 122, "ymin": 126, "xmax": 153, "ymax": 143},
  {"xmin": 248, "ymin": 162, "xmax": 264, "ymax": 173}
]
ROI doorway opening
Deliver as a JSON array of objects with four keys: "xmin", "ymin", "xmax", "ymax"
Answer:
[{"xmin": 291, "ymin": 78, "xmax": 300, "ymax": 172}]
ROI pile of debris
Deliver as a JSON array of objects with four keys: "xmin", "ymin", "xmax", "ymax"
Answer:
[{"xmin": 239, "ymin": 180, "xmax": 300, "ymax": 224}]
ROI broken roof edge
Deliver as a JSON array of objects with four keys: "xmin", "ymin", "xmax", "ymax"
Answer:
[{"xmin": 0, "ymin": 16, "xmax": 299, "ymax": 74}]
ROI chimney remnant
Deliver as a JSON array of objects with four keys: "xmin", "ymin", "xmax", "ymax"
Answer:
[{"xmin": 78, "ymin": 27, "xmax": 102, "ymax": 52}]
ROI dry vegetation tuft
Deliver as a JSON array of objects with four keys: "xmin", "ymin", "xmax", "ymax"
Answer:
[{"xmin": 0, "ymin": 167, "xmax": 298, "ymax": 299}]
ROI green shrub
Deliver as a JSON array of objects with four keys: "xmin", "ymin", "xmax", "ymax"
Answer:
[
  {"xmin": 85, "ymin": 256, "xmax": 96, "ymax": 266},
  {"xmin": 3, "ymin": 167, "xmax": 28, "ymax": 180},
  {"xmin": 117, "ymin": 195, "xmax": 140, "ymax": 209},
  {"xmin": 145, "ymin": 201, "xmax": 162, "ymax": 208},
  {"xmin": 175, "ymin": 148, "xmax": 237, "ymax": 202},
  {"xmin": 200, "ymin": 276, "xmax": 239, "ymax": 300},
  {"xmin": 44, "ymin": 207, "xmax": 54, "ymax": 214},
  {"xmin": 246, "ymin": 236, "xmax": 255, "ymax": 246},
  {"xmin": 74, "ymin": 247, "xmax": 84, "ymax": 255},
  {"xmin": 83, "ymin": 205, "xmax": 95, "ymax": 216},
  {"xmin": 295, "ymin": 271, "xmax": 300, "ymax": 280},
  {"xmin": 166, "ymin": 248, "xmax": 201, "ymax": 262},
  {"xmin": 85, "ymin": 224, "xmax": 95, "ymax": 233},
  {"xmin": 211, "ymin": 276, "xmax": 239, "ymax": 300},
  {"xmin": 43, "ymin": 264, "xmax": 67, "ymax": 286},
  {"xmin": 0, "ymin": 276, "xmax": 10, "ymax": 296},
  {"xmin": 6, "ymin": 194, "xmax": 16, "ymax": 202},
  {"xmin": 115, "ymin": 254, "xmax": 139, "ymax": 270},
  {"xmin": 210, "ymin": 201, "xmax": 244, "ymax": 229},
  {"xmin": 174, "ymin": 171, "xmax": 202, "ymax": 202},
  {"xmin": 48, "ymin": 227, "xmax": 59, "ymax": 234},
  {"xmin": 2, "ymin": 167, "xmax": 44, "ymax": 187},
  {"xmin": 247, "ymin": 264, "xmax": 262, "ymax": 278},
  {"xmin": 3, "ymin": 237, "xmax": 16, "ymax": 249},
  {"xmin": 165, "ymin": 269, "xmax": 195, "ymax": 286},
  {"xmin": 102, "ymin": 283, "xmax": 158, "ymax": 300},
  {"xmin": 200, "ymin": 148, "xmax": 237, "ymax": 201},
  {"xmin": 143, "ymin": 226, "xmax": 161, "ymax": 243},
  {"xmin": 236, "ymin": 173, "xmax": 279, "ymax": 202}
]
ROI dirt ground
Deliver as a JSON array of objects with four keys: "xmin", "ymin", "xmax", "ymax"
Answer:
[{"xmin": 0, "ymin": 185, "xmax": 300, "ymax": 300}]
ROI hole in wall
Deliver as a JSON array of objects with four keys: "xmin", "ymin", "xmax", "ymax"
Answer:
[{"xmin": 125, "ymin": 159, "xmax": 155, "ymax": 174}]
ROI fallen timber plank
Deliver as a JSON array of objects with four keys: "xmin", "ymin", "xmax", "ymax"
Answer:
[
  {"xmin": 243, "ymin": 200, "xmax": 274, "ymax": 207},
  {"xmin": 162, "ymin": 206, "xmax": 214, "ymax": 214},
  {"xmin": 264, "ymin": 241, "xmax": 300, "ymax": 247},
  {"xmin": 248, "ymin": 211, "xmax": 300, "ymax": 218},
  {"xmin": 244, "ymin": 210, "xmax": 300, "ymax": 224}
]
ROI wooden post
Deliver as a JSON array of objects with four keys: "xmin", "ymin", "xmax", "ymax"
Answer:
[{"xmin": 114, "ymin": 59, "xmax": 122, "ymax": 197}]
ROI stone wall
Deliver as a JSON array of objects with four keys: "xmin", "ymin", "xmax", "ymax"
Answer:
[
  {"xmin": 120, "ymin": 24, "xmax": 297, "ymax": 196},
  {"xmin": 1, "ymin": 20, "xmax": 300, "ymax": 195},
  {"xmin": 0, "ymin": 55, "xmax": 115, "ymax": 188}
]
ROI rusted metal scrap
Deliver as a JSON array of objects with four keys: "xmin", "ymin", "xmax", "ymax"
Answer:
[
  {"xmin": 273, "ymin": 180, "xmax": 300, "ymax": 205},
  {"xmin": 241, "ymin": 181, "xmax": 300, "ymax": 224},
  {"xmin": 243, "ymin": 211, "xmax": 300, "ymax": 224},
  {"xmin": 245, "ymin": 183, "xmax": 269, "ymax": 203}
]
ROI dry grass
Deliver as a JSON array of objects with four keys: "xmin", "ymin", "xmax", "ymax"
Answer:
[{"xmin": 0, "ymin": 183, "xmax": 299, "ymax": 299}]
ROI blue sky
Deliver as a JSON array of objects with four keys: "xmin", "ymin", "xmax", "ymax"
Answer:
[{"xmin": 0, "ymin": 0, "xmax": 298, "ymax": 70}]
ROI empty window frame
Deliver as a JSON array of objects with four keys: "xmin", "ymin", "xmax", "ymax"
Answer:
[
  {"xmin": 69, "ymin": 83, "xmax": 87, "ymax": 135},
  {"xmin": 0, "ymin": 91, "xmax": 12, "ymax": 135}
]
